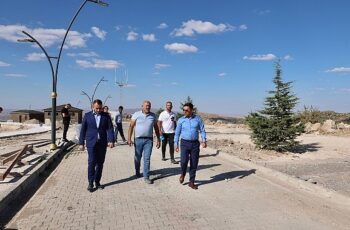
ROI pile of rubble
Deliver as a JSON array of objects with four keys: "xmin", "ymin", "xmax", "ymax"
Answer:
[{"xmin": 304, "ymin": 119, "xmax": 350, "ymax": 134}]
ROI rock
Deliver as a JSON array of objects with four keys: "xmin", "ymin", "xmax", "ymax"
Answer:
[
  {"xmin": 23, "ymin": 119, "xmax": 40, "ymax": 124},
  {"xmin": 216, "ymin": 120, "xmax": 224, "ymax": 125},
  {"xmin": 304, "ymin": 122, "xmax": 313, "ymax": 133},
  {"xmin": 310, "ymin": 123, "xmax": 321, "ymax": 132},
  {"xmin": 337, "ymin": 122, "xmax": 346, "ymax": 130},
  {"xmin": 321, "ymin": 120, "xmax": 336, "ymax": 133}
]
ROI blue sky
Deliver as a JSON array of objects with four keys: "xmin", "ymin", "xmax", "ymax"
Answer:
[{"xmin": 1, "ymin": 0, "xmax": 350, "ymax": 116}]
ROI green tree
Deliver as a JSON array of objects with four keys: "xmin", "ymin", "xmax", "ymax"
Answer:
[
  {"xmin": 178, "ymin": 96, "xmax": 198, "ymax": 118},
  {"xmin": 246, "ymin": 61, "xmax": 304, "ymax": 152}
]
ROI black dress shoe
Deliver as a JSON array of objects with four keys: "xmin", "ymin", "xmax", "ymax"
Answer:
[
  {"xmin": 87, "ymin": 184, "xmax": 94, "ymax": 192},
  {"xmin": 135, "ymin": 172, "xmax": 142, "ymax": 178},
  {"xmin": 171, "ymin": 159, "xmax": 178, "ymax": 164},
  {"xmin": 95, "ymin": 182, "xmax": 104, "ymax": 190}
]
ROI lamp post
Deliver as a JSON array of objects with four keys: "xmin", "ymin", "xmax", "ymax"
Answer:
[{"xmin": 18, "ymin": 0, "xmax": 108, "ymax": 150}]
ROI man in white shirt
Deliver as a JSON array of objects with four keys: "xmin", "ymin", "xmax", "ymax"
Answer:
[
  {"xmin": 158, "ymin": 101, "xmax": 177, "ymax": 164},
  {"xmin": 115, "ymin": 106, "xmax": 126, "ymax": 143}
]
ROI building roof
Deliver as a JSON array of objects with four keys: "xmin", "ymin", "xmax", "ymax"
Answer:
[
  {"xmin": 43, "ymin": 105, "xmax": 83, "ymax": 112},
  {"xmin": 10, "ymin": 110, "xmax": 44, "ymax": 114}
]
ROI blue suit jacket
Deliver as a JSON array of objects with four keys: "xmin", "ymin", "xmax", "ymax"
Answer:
[{"xmin": 79, "ymin": 111, "xmax": 115, "ymax": 148}]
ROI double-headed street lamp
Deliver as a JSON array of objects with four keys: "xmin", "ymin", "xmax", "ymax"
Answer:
[{"xmin": 18, "ymin": 0, "xmax": 108, "ymax": 150}]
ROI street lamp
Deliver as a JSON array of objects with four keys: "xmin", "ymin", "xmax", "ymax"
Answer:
[{"xmin": 18, "ymin": 0, "xmax": 108, "ymax": 150}]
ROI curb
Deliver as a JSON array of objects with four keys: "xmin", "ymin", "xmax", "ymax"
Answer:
[
  {"xmin": 202, "ymin": 147, "xmax": 350, "ymax": 209},
  {"xmin": 0, "ymin": 142, "xmax": 71, "ymax": 226},
  {"xmin": 0, "ymin": 130, "xmax": 50, "ymax": 139}
]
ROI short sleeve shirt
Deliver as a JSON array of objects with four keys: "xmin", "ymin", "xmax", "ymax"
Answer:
[
  {"xmin": 115, "ymin": 112, "xmax": 122, "ymax": 123},
  {"xmin": 158, "ymin": 111, "xmax": 176, "ymax": 133},
  {"xmin": 131, "ymin": 111, "xmax": 157, "ymax": 138}
]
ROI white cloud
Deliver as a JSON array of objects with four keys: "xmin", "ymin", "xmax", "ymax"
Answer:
[
  {"xmin": 164, "ymin": 43, "xmax": 198, "ymax": 54},
  {"xmin": 155, "ymin": 64, "xmax": 171, "ymax": 70},
  {"xmin": 284, "ymin": 55, "xmax": 293, "ymax": 60},
  {"xmin": 157, "ymin": 23, "xmax": 168, "ymax": 29},
  {"xmin": 91, "ymin": 26, "xmax": 107, "ymax": 40},
  {"xmin": 218, "ymin": 72, "xmax": 227, "ymax": 77},
  {"xmin": 0, "ymin": 24, "xmax": 92, "ymax": 48},
  {"xmin": 326, "ymin": 67, "xmax": 350, "ymax": 73},
  {"xmin": 76, "ymin": 58, "xmax": 121, "ymax": 69},
  {"xmin": 25, "ymin": 52, "xmax": 45, "ymax": 61},
  {"xmin": 4, "ymin": 73, "xmax": 26, "ymax": 78},
  {"xmin": 153, "ymin": 72, "xmax": 160, "ymax": 75},
  {"xmin": 243, "ymin": 53, "xmax": 277, "ymax": 61},
  {"xmin": 127, "ymin": 31, "xmax": 138, "ymax": 41},
  {"xmin": 142, "ymin": 33, "xmax": 157, "ymax": 42},
  {"xmin": 67, "ymin": 51, "xmax": 99, "ymax": 57},
  {"xmin": 239, "ymin": 24, "xmax": 248, "ymax": 31},
  {"xmin": 171, "ymin": 20, "xmax": 234, "ymax": 37},
  {"xmin": 0, "ymin": 61, "xmax": 11, "ymax": 67},
  {"xmin": 171, "ymin": 82, "xmax": 179, "ymax": 86}
]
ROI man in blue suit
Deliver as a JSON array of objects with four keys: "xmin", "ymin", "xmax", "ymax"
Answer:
[{"xmin": 79, "ymin": 99, "xmax": 115, "ymax": 192}]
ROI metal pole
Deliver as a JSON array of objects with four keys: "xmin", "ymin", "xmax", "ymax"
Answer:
[
  {"xmin": 51, "ymin": 0, "xmax": 89, "ymax": 150},
  {"xmin": 18, "ymin": 0, "xmax": 108, "ymax": 150}
]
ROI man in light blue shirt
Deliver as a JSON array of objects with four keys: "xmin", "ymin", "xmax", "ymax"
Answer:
[
  {"xmin": 128, "ymin": 100, "xmax": 161, "ymax": 184},
  {"xmin": 175, "ymin": 102, "xmax": 207, "ymax": 190}
]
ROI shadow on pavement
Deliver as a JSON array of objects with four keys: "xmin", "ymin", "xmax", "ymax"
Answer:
[
  {"xmin": 196, "ymin": 169, "xmax": 256, "ymax": 186},
  {"xmin": 199, "ymin": 150, "xmax": 220, "ymax": 158},
  {"xmin": 103, "ymin": 175, "xmax": 138, "ymax": 188},
  {"xmin": 151, "ymin": 164, "xmax": 221, "ymax": 182}
]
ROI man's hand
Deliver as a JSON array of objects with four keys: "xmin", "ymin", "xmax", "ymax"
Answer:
[
  {"xmin": 79, "ymin": 145, "xmax": 85, "ymax": 151},
  {"xmin": 108, "ymin": 142, "xmax": 114, "ymax": 148},
  {"xmin": 128, "ymin": 139, "xmax": 133, "ymax": 147},
  {"xmin": 156, "ymin": 138, "xmax": 161, "ymax": 149},
  {"xmin": 175, "ymin": 146, "xmax": 179, "ymax": 152},
  {"xmin": 201, "ymin": 142, "xmax": 207, "ymax": 148}
]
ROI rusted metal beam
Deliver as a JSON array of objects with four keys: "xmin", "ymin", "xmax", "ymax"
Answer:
[{"xmin": 0, "ymin": 145, "xmax": 28, "ymax": 181}]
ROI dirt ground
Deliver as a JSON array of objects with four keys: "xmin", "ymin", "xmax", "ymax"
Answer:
[
  {"xmin": 0, "ymin": 124, "xmax": 29, "ymax": 133},
  {"xmin": 206, "ymin": 123, "xmax": 350, "ymax": 197}
]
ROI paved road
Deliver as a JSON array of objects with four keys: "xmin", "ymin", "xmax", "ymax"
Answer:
[{"xmin": 6, "ymin": 143, "xmax": 350, "ymax": 230}]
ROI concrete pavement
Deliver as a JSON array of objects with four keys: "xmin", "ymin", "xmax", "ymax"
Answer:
[{"xmin": 6, "ymin": 142, "xmax": 350, "ymax": 230}]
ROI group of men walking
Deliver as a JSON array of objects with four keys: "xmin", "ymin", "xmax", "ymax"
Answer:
[{"xmin": 78, "ymin": 99, "xmax": 207, "ymax": 192}]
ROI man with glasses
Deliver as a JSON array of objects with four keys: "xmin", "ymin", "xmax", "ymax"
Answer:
[
  {"xmin": 158, "ymin": 101, "xmax": 177, "ymax": 164},
  {"xmin": 128, "ymin": 100, "xmax": 161, "ymax": 184},
  {"xmin": 175, "ymin": 102, "xmax": 207, "ymax": 190},
  {"xmin": 79, "ymin": 99, "xmax": 115, "ymax": 192}
]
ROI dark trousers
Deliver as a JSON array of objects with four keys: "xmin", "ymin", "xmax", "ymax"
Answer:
[
  {"xmin": 115, "ymin": 123, "xmax": 126, "ymax": 141},
  {"xmin": 87, "ymin": 142, "xmax": 107, "ymax": 184},
  {"xmin": 180, "ymin": 139, "xmax": 200, "ymax": 182},
  {"xmin": 62, "ymin": 121, "xmax": 69, "ymax": 140},
  {"xmin": 161, "ymin": 133, "xmax": 175, "ymax": 159}
]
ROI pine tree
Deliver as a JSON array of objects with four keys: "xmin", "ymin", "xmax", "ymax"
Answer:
[
  {"xmin": 246, "ymin": 61, "xmax": 304, "ymax": 152},
  {"xmin": 180, "ymin": 96, "xmax": 197, "ymax": 113},
  {"xmin": 178, "ymin": 96, "xmax": 198, "ymax": 118}
]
